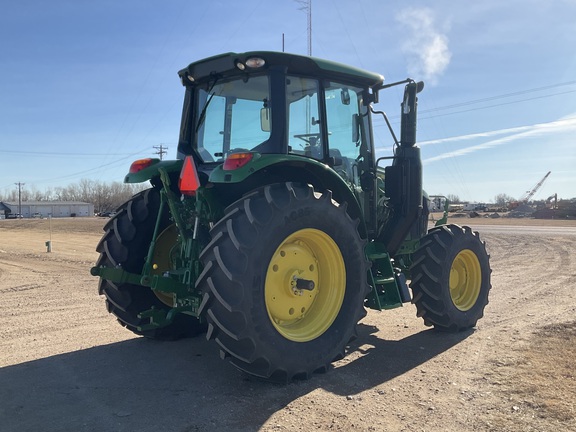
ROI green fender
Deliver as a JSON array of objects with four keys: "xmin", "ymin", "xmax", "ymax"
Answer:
[
  {"xmin": 122, "ymin": 153, "xmax": 367, "ymax": 236},
  {"xmin": 209, "ymin": 153, "xmax": 367, "ymax": 236},
  {"xmin": 124, "ymin": 159, "xmax": 183, "ymax": 184}
]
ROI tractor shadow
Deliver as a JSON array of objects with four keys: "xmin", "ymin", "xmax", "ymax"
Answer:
[
  {"xmin": 322, "ymin": 323, "xmax": 473, "ymax": 393},
  {"xmin": 0, "ymin": 324, "xmax": 472, "ymax": 432}
]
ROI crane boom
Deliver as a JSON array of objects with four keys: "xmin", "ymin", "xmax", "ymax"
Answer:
[{"xmin": 520, "ymin": 171, "xmax": 551, "ymax": 202}]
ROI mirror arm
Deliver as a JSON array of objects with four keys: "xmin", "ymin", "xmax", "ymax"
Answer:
[{"xmin": 369, "ymin": 106, "xmax": 400, "ymax": 148}]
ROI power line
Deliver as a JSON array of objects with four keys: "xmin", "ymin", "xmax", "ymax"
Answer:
[
  {"xmin": 419, "ymin": 90, "xmax": 576, "ymax": 121},
  {"xmin": 32, "ymin": 148, "xmax": 153, "ymax": 184},
  {"xmin": 0, "ymin": 149, "xmax": 150, "ymax": 156},
  {"xmin": 374, "ymin": 81, "xmax": 576, "ymax": 126},
  {"xmin": 420, "ymin": 80, "xmax": 576, "ymax": 114}
]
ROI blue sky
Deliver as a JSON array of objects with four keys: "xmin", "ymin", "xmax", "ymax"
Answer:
[{"xmin": 1, "ymin": 0, "xmax": 575, "ymax": 202}]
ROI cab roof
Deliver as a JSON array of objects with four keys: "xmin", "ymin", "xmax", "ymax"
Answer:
[{"xmin": 178, "ymin": 51, "xmax": 384, "ymax": 88}]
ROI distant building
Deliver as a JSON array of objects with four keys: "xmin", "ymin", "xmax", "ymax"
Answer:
[
  {"xmin": 0, "ymin": 201, "xmax": 94, "ymax": 218},
  {"xmin": 463, "ymin": 203, "xmax": 487, "ymax": 212},
  {"xmin": 0, "ymin": 202, "xmax": 10, "ymax": 219}
]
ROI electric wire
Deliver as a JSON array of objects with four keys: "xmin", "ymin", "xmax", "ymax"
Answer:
[
  {"xmin": 374, "ymin": 82, "xmax": 576, "ymax": 126},
  {"xmin": 421, "ymin": 81, "xmax": 576, "ymax": 114},
  {"xmin": 0, "ymin": 149, "xmax": 151, "ymax": 157},
  {"xmin": 373, "ymin": 81, "xmax": 576, "ymax": 201}
]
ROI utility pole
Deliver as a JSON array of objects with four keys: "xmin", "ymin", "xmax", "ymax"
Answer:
[
  {"xmin": 14, "ymin": 182, "xmax": 24, "ymax": 217},
  {"xmin": 153, "ymin": 144, "xmax": 168, "ymax": 160}
]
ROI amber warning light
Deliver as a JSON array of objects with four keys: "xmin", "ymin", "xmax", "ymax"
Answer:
[
  {"xmin": 223, "ymin": 152, "xmax": 254, "ymax": 170},
  {"xmin": 129, "ymin": 158, "xmax": 158, "ymax": 174},
  {"xmin": 179, "ymin": 156, "xmax": 200, "ymax": 195}
]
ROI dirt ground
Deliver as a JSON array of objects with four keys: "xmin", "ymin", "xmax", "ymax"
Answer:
[{"xmin": 1, "ymin": 215, "xmax": 575, "ymax": 432}]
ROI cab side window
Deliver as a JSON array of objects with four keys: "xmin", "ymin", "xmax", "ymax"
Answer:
[
  {"xmin": 324, "ymin": 84, "xmax": 364, "ymax": 185},
  {"xmin": 286, "ymin": 77, "xmax": 323, "ymax": 160}
]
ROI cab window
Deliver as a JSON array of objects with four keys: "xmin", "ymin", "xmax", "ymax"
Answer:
[
  {"xmin": 325, "ymin": 83, "xmax": 365, "ymax": 185},
  {"xmin": 195, "ymin": 75, "xmax": 270, "ymax": 162},
  {"xmin": 286, "ymin": 76, "xmax": 323, "ymax": 160}
]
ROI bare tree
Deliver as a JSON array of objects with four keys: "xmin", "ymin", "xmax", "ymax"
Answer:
[
  {"xmin": 446, "ymin": 194, "xmax": 461, "ymax": 204},
  {"xmin": 494, "ymin": 193, "xmax": 515, "ymax": 207},
  {"xmin": 0, "ymin": 179, "xmax": 148, "ymax": 212}
]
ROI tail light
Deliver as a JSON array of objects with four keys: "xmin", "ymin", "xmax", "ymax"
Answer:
[
  {"xmin": 223, "ymin": 152, "xmax": 254, "ymax": 170},
  {"xmin": 129, "ymin": 158, "xmax": 158, "ymax": 173}
]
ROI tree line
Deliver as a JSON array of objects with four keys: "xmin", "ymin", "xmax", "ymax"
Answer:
[
  {"xmin": 0, "ymin": 179, "xmax": 149, "ymax": 213},
  {"xmin": 446, "ymin": 193, "xmax": 518, "ymax": 206},
  {"xmin": 3, "ymin": 181, "xmax": 572, "ymax": 215}
]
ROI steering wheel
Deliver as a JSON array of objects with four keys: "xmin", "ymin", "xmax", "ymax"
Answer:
[{"xmin": 294, "ymin": 133, "xmax": 321, "ymax": 146}]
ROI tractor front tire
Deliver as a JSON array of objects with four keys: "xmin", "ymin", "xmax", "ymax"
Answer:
[
  {"xmin": 196, "ymin": 183, "xmax": 369, "ymax": 382},
  {"xmin": 410, "ymin": 224, "xmax": 491, "ymax": 332},
  {"xmin": 96, "ymin": 188, "xmax": 205, "ymax": 340}
]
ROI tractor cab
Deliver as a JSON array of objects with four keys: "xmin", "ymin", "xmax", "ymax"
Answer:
[
  {"xmin": 177, "ymin": 51, "xmax": 382, "ymax": 169},
  {"xmin": 175, "ymin": 51, "xmax": 424, "ymax": 249},
  {"xmin": 175, "ymin": 51, "xmax": 393, "ymax": 237}
]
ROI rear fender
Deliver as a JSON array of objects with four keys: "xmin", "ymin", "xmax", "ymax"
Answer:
[
  {"xmin": 209, "ymin": 154, "xmax": 367, "ymax": 237},
  {"xmin": 124, "ymin": 159, "xmax": 184, "ymax": 184}
]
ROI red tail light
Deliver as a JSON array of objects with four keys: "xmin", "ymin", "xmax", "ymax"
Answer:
[
  {"xmin": 179, "ymin": 156, "xmax": 200, "ymax": 195},
  {"xmin": 223, "ymin": 152, "xmax": 254, "ymax": 170},
  {"xmin": 129, "ymin": 158, "xmax": 157, "ymax": 173}
]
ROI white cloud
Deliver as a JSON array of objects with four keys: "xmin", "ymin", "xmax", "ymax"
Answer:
[
  {"xmin": 396, "ymin": 7, "xmax": 451, "ymax": 84},
  {"xmin": 422, "ymin": 115, "xmax": 576, "ymax": 164},
  {"xmin": 419, "ymin": 125, "xmax": 534, "ymax": 146}
]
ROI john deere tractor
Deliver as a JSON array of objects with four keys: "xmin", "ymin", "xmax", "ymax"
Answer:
[{"xmin": 92, "ymin": 51, "xmax": 491, "ymax": 382}]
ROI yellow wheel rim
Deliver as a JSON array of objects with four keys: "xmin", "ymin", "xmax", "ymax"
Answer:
[
  {"xmin": 449, "ymin": 249, "xmax": 482, "ymax": 311},
  {"xmin": 265, "ymin": 228, "xmax": 345, "ymax": 342},
  {"xmin": 150, "ymin": 224, "xmax": 178, "ymax": 307}
]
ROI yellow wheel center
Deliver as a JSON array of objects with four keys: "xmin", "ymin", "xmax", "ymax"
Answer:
[
  {"xmin": 265, "ymin": 228, "xmax": 345, "ymax": 342},
  {"xmin": 150, "ymin": 224, "xmax": 178, "ymax": 307},
  {"xmin": 449, "ymin": 249, "xmax": 482, "ymax": 311}
]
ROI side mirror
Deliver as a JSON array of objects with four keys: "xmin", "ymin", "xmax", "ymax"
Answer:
[
  {"xmin": 260, "ymin": 108, "xmax": 271, "ymax": 132},
  {"xmin": 341, "ymin": 88, "xmax": 350, "ymax": 105}
]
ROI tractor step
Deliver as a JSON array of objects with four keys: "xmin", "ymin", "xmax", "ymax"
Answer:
[{"xmin": 365, "ymin": 243, "xmax": 411, "ymax": 311}]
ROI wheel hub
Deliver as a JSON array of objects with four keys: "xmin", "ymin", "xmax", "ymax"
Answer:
[
  {"xmin": 265, "ymin": 228, "xmax": 345, "ymax": 342},
  {"xmin": 150, "ymin": 224, "xmax": 178, "ymax": 306},
  {"xmin": 449, "ymin": 249, "xmax": 482, "ymax": 311},
  {"xmin": 267, "ymin": 241, "xmax": 319, "ymax": 322}
]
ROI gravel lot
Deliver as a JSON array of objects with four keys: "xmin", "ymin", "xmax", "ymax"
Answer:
[{"xmin": 1, "ymin": 216, "xmax": 575, "ymax": 432}]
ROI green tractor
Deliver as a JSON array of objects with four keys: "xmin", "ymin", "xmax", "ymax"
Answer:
[{"xmin": 91, "ymin": 51, "xmax": 491, "ymax": 382}]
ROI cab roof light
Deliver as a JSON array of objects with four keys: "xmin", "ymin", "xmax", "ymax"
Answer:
[
  {"xmin": 245, "ymin": 57, "xmax": 265, "ymax": 68},
  {"xmin": 179, "ymin": 156, "xmax": 201, "ymax": 195},
  {"xmin": 223, "ymin": 152, "xmax": 254, "ymax": 170},
  {"xmin": 129, "ymin": 158, "xmax": 159, "ymax": 174}
]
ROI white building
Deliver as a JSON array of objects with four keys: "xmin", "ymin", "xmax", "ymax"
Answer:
[{"xmin": 0, "ymin": 201, "xmax": 94, "ymax": 218}]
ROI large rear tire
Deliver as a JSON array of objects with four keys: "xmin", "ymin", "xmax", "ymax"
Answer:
[
  {"xmin": 196, "ymin": 183, "xmax": 369, "ymax": 382},
  {"xmin": 96, "ymin": 188, "xmax": 205, "ymax": 340},
  {"xmin": 410, "ymin": 224, "xmax": 491, "ymax": 332}
]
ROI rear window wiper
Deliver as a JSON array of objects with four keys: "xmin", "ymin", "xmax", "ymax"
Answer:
[{"xmin": 195, "ymin": 76, "xmax": 219, "ymax": 133}]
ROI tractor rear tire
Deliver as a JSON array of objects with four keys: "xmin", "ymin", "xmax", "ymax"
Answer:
[
  {"xmin": 96, "ymin": 188, "xmax": 205, "ymax": 340},
  {"xmin": 410, "ymin": 224, "xmax": 491, "ymax": 332},
  {"xmin": 196, "ymin": 183, "xmax": 369, "ymax": 382}
]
